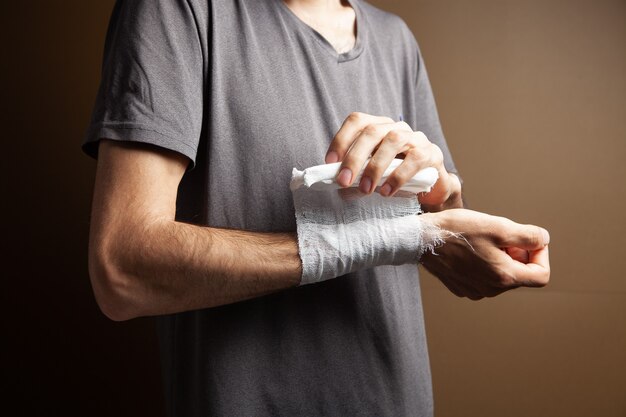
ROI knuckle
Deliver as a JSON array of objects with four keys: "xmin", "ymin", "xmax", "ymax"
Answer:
[
  {"xmin": 399, "ymin": 155, "xmax": 420, "ymax": 173},
  {"xmin": 519, "ymin": 226, "xmax": 543, "ymax": 248},
  {"xmin": 365, "ymin": 156, "xmax": 385, "ymax": 175},
  {"xmin": 537, "ymin": 270, "xmax": 551, "ymax": 287},
  {"xmin": 385, "ymin": 172, "xmax": 401, "ymax": 187},
  {"xmin": 362, "ymin": 124, "xmax": 381, "ymax": 138},
  {"xmin": 414, "ymin": 130, "xmax": 429, "ymax": 143},
  {"xmin": 404, "ymin": 148, "xmax": 422, "ymax": 160},
  {"xmin": 405, "ymin": 147, "xmax": 423, "ymax": 161},
  {"xmin": 430, "ymin": 144, "xmax": 444, "ymax": 163},
  {"xmin": 397, "ymin": 121, "xmax": 412, "ymax": 131},
  {"xmin": 342, "ymin": 153, "xmax": 358, "ymax": 168},
  {"xmin": 347, "ymin": 112, "xmax": 364, "ymax": 123},
  {"xmin": 488, "ymin": 219, "xmax": 509, "ymax": 242},
  {"xmin": 383, "ymin": 130, "xmax": 405, "ymax": 147},
  {"xmin": 388, "ymin": 170, "xmax": 410, "ymax": 186}
]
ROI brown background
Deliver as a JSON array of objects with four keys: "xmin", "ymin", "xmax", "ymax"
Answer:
[{"xmin": 3, "ymin": 0, "xmax": 625, "ymax": 416}]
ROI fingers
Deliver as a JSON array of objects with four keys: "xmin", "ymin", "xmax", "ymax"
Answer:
[
  {"xmin": 378, "ymin": 149, "xmax": 424, "ymax": 196},
  {"xmin": 425, "ymin": 209, "xmax": 551, "ymax": 298},
  {"xmin": 328, "ymin": 113, "xmax": 450, "ymax": 204},
  {"xmin": 379, "ymin": 138, "xmax": 442, "ymax": 197},
  {"xmin": 359, "ymin": 142, "xmax": 400, "ymax": 194},
  {"xmin": 357, "ymin": 127, "xmax": 419, "ymax": 194},
  {"xmin": 491, "ymin": 244, "xmax": 550, "ymax": 288},
  {"xmin": 334, "ymin": 121, "xmax": 412, "ymax": 187},
  {"xmin": 510, "ymin": 245, "xmax": 551, "ymax": 287},
  {"xmin": 505, "ymin": 247, "xmax": 530, "ymax": 263},
  {"xmin": 325, "ymin": 112, "xmax": 395, "ymax": 164},
  {"xmin": 499, "ymin": 221, "xmax": 550, "ymax": 250}
]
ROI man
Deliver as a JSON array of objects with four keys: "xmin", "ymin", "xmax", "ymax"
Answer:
[{"xmin": 84, "ymin": 0, "xmax": 550, "ymax": 415}]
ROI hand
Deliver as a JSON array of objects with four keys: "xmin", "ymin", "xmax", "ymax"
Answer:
[
  {"xmin": 420, "ymin": 209, "xmax": 551, "ymax": 300},
  {"xmin": 325, "ymin": 112, "xmax": 461, "ymax": 209}
]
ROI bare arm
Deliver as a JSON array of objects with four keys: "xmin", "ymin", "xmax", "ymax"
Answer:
[
  {"xmin": 89, "ymin": 138, "xmax": 548, "ymax": 321},
  {"xmin": 88, "ymin": 140, "xmax": 301, "ymax": 321}
]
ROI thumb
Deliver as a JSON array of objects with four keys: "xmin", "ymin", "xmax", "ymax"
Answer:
[{"xmin": 502, "ymin": 223, "xmax": 550, "ymax": 250}]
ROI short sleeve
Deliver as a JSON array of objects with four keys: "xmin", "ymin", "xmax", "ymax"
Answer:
[
  {"xmin": 413, "ymin": 45, "xmax": 460, "ymax": 179},
  {"xmin": 83, "ymin": 0, "xmax": 204, "ymax": 165}
]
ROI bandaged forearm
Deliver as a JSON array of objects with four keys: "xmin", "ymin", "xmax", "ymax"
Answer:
[{"xmin": 291, "ymin": 160, "xmax": 445, "ymax": 285}]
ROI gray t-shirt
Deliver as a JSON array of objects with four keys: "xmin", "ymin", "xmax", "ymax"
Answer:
[{"xmin": 84, "ymin": 1, "xmax": 458, "ymax": 416}]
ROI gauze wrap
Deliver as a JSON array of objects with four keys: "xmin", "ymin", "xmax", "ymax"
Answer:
[{"xmin": 291, "ymin": 159, "xmax": 445, "ymax": 286}]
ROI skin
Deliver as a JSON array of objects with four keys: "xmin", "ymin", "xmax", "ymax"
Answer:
[
  {"xmin": 420, "ymin": 210, "xmax": 550, "ymax": 301},
  {"xmin": 89, "ymin": 140, "xmax": 301, "ymax": 321},
  {"xmin": 325, "ymin": 112, "xmax": 463, "ymax": 211},
  {"xmin": 284, "ymin": 0, "xmax": 357, "ymax": 54},
  {"xmin": 88, "ymin": 0, "xmax": 550, "ymax": 321},
  {"xmin": 324, "ymin": 111, "xmax": 550, "ymax": 300}
]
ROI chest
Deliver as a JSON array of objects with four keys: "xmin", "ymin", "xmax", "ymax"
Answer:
[
  {"xmin": 286, "ymin": 3, "xmax": 357, "ymax": 54},
  {"xmin": 199, "ymin": 1, "xmax": 416, "ymax": 229}
]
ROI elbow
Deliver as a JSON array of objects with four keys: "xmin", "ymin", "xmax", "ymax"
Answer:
[{"xmin": 88, "ymin": 242, "xmax": 142, "ymax": 322}]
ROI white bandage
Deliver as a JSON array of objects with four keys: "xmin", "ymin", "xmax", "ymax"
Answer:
[
  {"xmin": 290, "ymin": 159, "xmax": 439, "ymax": 193},
  {"xmin": 291, "ymin": 159, "xmax": 444, "ymax": 285}
]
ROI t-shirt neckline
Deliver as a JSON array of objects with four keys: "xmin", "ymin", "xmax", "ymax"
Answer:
[{"xmin": 275, "ymin": 0, "xmax": 366, "ymax": 63}]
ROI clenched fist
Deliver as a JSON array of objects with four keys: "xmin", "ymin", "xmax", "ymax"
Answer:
[{"xmin": 420, "ymin": 209, "xmax": 551, "ymax": 300}]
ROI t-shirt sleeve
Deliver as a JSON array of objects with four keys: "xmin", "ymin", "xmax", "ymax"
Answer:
[
  {"xmin": 83, "ymin": 0, "xmax": 204, "ymax": 165},
  {"xmin": 413, "ymin": 44, "xmax": 460, "ymax": 179}
]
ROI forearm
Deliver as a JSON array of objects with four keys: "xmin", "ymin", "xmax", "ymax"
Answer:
[
  {"xmin": 90, "ymin": 218, "xmax": 301, "ymax": 320},
  {"xmin": 88, "ymin": 141, "xmax": 302, "ymax": 320}
]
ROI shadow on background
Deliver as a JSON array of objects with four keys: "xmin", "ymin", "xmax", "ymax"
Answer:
[
  {"xmin": 3, "ymin": 2, "xmax": 165, "ymax": 416},
  {"xmin": 3, "ymin": 1, "xmax": 625, "ymax": 416}
]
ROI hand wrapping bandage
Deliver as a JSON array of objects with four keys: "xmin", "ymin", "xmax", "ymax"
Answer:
[{"xmin": 291, "ymin": 159, "xmax": 445, "ymax": 285}]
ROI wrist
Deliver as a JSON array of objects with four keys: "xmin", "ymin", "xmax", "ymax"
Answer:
[{"xmin": 418, "ymin": 211, "xmax": 441, "ymax": 228}]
